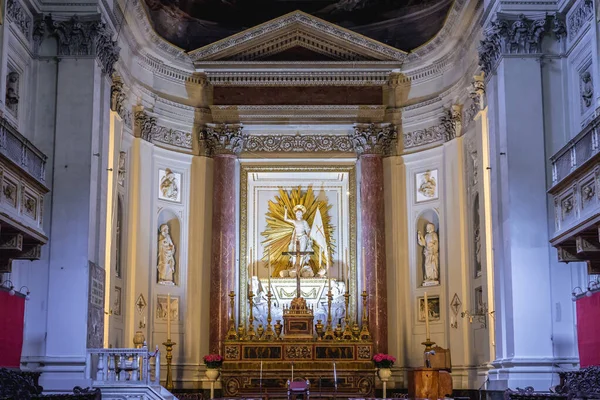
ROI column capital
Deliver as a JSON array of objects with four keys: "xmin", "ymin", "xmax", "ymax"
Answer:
[
  {"xmin": 134, "ymin": 109, "xmax": 157, "ymax": 142},
  {"xmin": 110, "ymin": 76, "xmax": 132, "ymax": 127},
  {"xmin": 350, "ymin": 123, "xmax": 397, "ymax": 156},
  {"xmin": 441, "ymin": 105, "xmax": 463, "ymax": 142},
  {"xmin": 33, "ymin": 14, "xmax": 120, "ymax": 77},
  {"xmin": 478, "ymin": 13, "xmax": 566, "ymax": 75},
  {"xmin": 199, "ymin": 123, "xmax": 247, "ymax": 157}
]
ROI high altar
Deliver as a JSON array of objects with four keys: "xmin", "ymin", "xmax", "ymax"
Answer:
[{"xmin": 216, "ymin": 172, "xmax": 379, "ymax": 396}]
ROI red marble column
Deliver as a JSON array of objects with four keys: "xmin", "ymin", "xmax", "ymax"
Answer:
[
  {"xmin": 361, "ymin": 153, "xmax": 388, "ymax": 354},
  {"xmin": 209, "ymin": 153, "xmax": 237, "ymax": 354}
]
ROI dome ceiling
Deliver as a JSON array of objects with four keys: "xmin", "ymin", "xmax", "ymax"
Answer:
[{"xmin": 143, "ymin": 0, "xmax": 454, "ymax": 53}]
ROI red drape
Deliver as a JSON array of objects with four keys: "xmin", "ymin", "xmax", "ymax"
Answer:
[
  {"xmin": 0, "ymin": 290, "xmax": 25, "ymax": 368},
  {"xmin": 576, "ymin": 291, "xmax": 600, "ymax": 367}
]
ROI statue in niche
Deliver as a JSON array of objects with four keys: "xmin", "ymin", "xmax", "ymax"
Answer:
[
  {"xmin": 6, "ymin": 72, "xmax": 19, "ymax": 114},
  {"xmin": 251, "ymin": 276, "xmax": 269, "ymax": 326},
  {"xmin": 581, "ymin": 71, "xmax": 593, "ymax": 108},
  {"xmin": 281, "ymin": 204, "xmax": 314, "ymax": 278},
  {"xmin": 418, "ymin": 170, "xmax": 436, "ymax": 198},
  {"xmin": 157, "ymin": 224, "xmax": 176, "ymax": 285},
  {"xmin": 417, "ymin": 223, "xmax": 440, "ymax": 286},
  {"xmin": 160, "ymin": 168, "xmax": 179, "ymax": 201},
  {"xmin": 474, "ymin": 226, "xmax": 482, "ymax": 276}
]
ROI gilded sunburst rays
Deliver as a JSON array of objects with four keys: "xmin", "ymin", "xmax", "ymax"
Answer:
[{"xmin": 261, "ymin": 186, "xmax": 335, "ymax": 277}]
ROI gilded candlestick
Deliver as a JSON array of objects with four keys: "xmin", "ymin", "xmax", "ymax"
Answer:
[
  {"xmin": 226, "ymin": 291, "xmax": 238, "ymax": 340},
  {"xmin": 246, "ymin": 289, "xmax": 256, "ymax": 341},
  {"xmin": 162, "ymin": 339, "xmax": 176, "ymax": 390},
  {"xmin": 324, "ymin": 289, "xmax": 335, "ymax": 340},
  {"xmin": 342, "ymin": 290, "xmax": 353, "ymax": 340},
  {"xmin": 263, "ymin": 290, "xmax": 276, "ymax": 341},
  {"xmin": 360, "ymin": 290, "xmax": 371, "ymax": 341}
]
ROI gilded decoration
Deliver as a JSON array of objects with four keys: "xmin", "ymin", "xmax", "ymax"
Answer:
[
  {"xmin": 245, "ymin": 133, "xmax": 354, "ymax": 153},
  {"xmin": 261, "ymin": 186, "xmax": 335, "ymax": 278},
  {"xmin": 239, "ymin": 165, "xmax": 357, "ymax": 325}
]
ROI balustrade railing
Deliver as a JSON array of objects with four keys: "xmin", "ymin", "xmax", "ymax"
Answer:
[
  {"xmin": 0, "ymin": 117, "xmax": 46, "ymax": 184},
  {"xmin": 86, "ymin": 345, "xmax": 161, "ymax": 386},
  {"xmin": 551, "ymin": 114, "xmax": 600, "ymax": 187}
]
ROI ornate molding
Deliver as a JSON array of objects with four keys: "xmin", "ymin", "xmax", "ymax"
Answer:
[
  {"xmin": 440, "ymin": 105, "xmax": 462, "ymax": 142},
  {"xmin": 33, "ymin": 15, "xmax": 120, "ymax": 76},
  {"xmin": 6, "ymin": 0, "xmax": 32, "ymax": 38},
  {"xmin": 152, "ymin": 125, "xmax": 192, "ymax": 149},
  {"xmin": 199, "ymin": 123, "xmax": 246, "ymax": 156},
  {"xmin": 245, "ymin": 133, "xmax": 353, "ymax": 153},
  {"xmin": 188, "ymin": 11, "xmax": 407, "ymax": 62},
  {"xmin": 568, "ymin": 0, "xmax": 593, "ymax": 42},
  {"xmin": 134, "ymin": 110, "xmax": 157, "ymax": 142},
  {"xmin": 206, "ymin": 71, "xmax": 389, "ymax": 87},
  {"xmin": 349, "ymin": 123, "xmax": 397, "ymax": 156},
  {"xmin": 403, "ymin": 124, "xmax": 445, "ymax": 149},
  {"xmin": 110, "ymin": 77, "xmax": 132, "ymax": 126},
  {"xmin": 478, "ymin": 14, "xmax": 563, "ymax": 75}
]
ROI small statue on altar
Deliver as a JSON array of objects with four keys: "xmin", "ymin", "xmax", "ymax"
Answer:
[
  {"xmin": 157, "ymin": 224, "xmax": 176, "ymax": 285},
  {"xmin": 417, "ymin": 223, "xmax": 439, "ymax": 286}
]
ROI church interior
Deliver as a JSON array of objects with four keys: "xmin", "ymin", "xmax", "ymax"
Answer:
[{"xmin": 1, "ymin": 0, "xmax": 600, "ymax": 399}]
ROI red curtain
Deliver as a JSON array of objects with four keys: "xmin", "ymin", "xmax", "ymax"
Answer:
[
  {"xmin": 0, "ymin": 290, "xmax": 25, "ymax": 368},
  {"xmin": 576, "ymin": 291, "xmax": 600, "ymax": 367}
]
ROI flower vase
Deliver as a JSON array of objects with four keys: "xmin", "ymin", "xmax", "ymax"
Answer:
[
  {"xmin": 205, "ymin": 368, "xmax": 220, "ymax": 381},
  {"xmin": 377, "ymin": 367, "xmax": 392, "ymax": 398}
]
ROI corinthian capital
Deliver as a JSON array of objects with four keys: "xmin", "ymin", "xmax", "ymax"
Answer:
[
  {"xmin": 199, "ymin": 123, "xmax": 246, "ymax": 156},
  {"xmin": 134, "ymin": 110, "xmax": 157, "ymax": 142},
  {"xmin": 350, "ymin": 123, "xmax": 397, "ymax": 156}
]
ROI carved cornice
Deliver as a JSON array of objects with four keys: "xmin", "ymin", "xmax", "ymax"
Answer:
[
  {"xmin": 350, "ymin": 123, "xmax": 397, "ymax": 156},
  {"xmin": 567, "ymin": 0, "xmax": 593, "ymax": 43},
  {"xmin": 404, "ymin": 107, "xmax": 463, "ymax": 149},
  {"xmin": 478, "ymin": 13, "xmax": 565, "ymax": 75},
  {"xmin": 206, "ymin": 71, "xmax": 390, "ymax": 87},
  {"xmin": 33, "ymin": 15, "xmax": 120, "ymax": 76},
  {"xmin": 245, "ymin": 133, "xmax": 353, "ymax": 153},
  {"xmin": 6, "ymin": 0, "xmax": 32, "ymax": 39},
  {"xmin": 199, "ymin": 123, "xmax": 247, "ymax": 156},
  {"xmin": 188, "ymin": 11, "xmax": 407, "ymax": 62},
  {"xmin": 134, "ymin": 110, "xmax": 157, "ymax": 142}
]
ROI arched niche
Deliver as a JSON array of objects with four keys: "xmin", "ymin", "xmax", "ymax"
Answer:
[
  {"xmin": 157, "ymin": 208, "xmax": 181, "ymax": 286},
  {"xmin": 473, "ymin": 193, "xmax": 482, "ymax": 278},
  {"xmin": 415, "ymin": 209, "xmax": 440, "ymax": 288}
]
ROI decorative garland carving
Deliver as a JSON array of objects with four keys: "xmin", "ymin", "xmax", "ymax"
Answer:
[
  {"xmin": 568, "ymin": 0, "xmax": 593, "ymax": 42},
  {"xmin": 152, "ymin": 125, "xmax": 192, "ymax": 149},
  {"xmin": 134, "ymin": 110, "xmax": 157, "ymax": 142},
  {"xmin": 403, "ymin": 125, "xmax": 445, "ymax": 149},
  {"xmin": 6, "ymin": 0, "xmax": 32, "ymax": 38},
  {"xmin": 349, "ymin": 123, "xmax": 397, "ymax": 156},
  {"xmin": 478, "ymin": 14, "xmax": 563, "ymax": 75},
  {"xmin": 245, "ymin": 133, "xmax": 353, "ymax": 153},
  {"xmin": 199, "ymin": 123, "xmax": 246, "ymax": 156},
  {"xmin": 33, "ymin": 15, "xmax": 120, "ymax": 77}
]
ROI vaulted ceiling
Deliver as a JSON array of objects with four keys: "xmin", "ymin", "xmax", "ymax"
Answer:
[{"xmin": 143, "ymin": 0, "xmax": 454, "ymax": 53}]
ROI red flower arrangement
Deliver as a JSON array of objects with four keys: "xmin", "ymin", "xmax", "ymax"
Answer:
[
  {"xmin": 372, "ymin": 353, "xmax": 396, "ymax": 368},
  {"xmin": 203, "ymin": 354, "xmax": 223, "ymax": 369}
]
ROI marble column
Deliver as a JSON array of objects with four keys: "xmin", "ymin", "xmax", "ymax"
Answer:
[
  {"xmin": 351, "ymin": 123, "xmax": 397, "ymax": 353},
  {"xmin": 204, "ymin": 124, "xmax": 246, "ymax": 354}
]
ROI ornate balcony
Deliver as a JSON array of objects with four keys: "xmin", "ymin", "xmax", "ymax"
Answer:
[{"xmin": 0, "ymin": 118, "xmax": 48, "ymax": 272}]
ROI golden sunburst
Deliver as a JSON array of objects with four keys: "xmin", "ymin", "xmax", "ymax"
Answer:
[{"xmin": 261, "ymin": 186, "xmax": 335, "ymax": 277}]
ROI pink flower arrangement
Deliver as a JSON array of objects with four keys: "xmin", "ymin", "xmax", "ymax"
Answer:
[
  {"xmin": 372, "ymin": 353, "xmax": 396, "ymax": 368},
  {"xmin": 203, "ymin": 354, "xmax": 223, "ymax": 369}
]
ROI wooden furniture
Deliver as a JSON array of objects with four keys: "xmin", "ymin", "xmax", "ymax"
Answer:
[
  {"xmin": 288, "ymin": 378, "xmax": 310, "ymax": 400},
  {"xmin": 407, "ymin": 368, "xmax": 453, "ymax": 400},
  {"xmin": 0, "ymin": 368, "xmax": 100, "ymax": 400}
]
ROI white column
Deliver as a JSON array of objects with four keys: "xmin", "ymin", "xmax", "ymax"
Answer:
[{"xmin": 486, "ymin": 56, "xmax": 554, "ymax": 390}]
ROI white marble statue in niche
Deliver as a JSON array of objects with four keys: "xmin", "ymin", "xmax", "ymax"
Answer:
[
  {"xmin": 159, "ymin": 168, "xmax": 180, "ymax": 202},
  {"xmin": 418, "ymin": 223, "xmax": 440, "ymax": 286},
  {"xmin": 281, "ymin": 204, "xmax": 315, "ymax": 278},
  {"xmin": 157, "ymin": 224, "xmax": 176, "ymax": 285}
]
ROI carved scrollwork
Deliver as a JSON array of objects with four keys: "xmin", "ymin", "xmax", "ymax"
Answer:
[
  {"xmin": 110, "ymin": 78, "xmax": 131, "ymax": 126},
  {"xmin": 134, "ymin": 110, "xmax": 157, "ymax": 142},
  {"xmin": 152, "ymin": 126, "xmax": 192, "ymax": 149},
  {"xmin": 568, "ymin": 0, "xmax": 593, "ymax": 42},
  {"xmin": 285, "ymin": 345, "xmax": 312, "ymax": 359},
  {"xmin": 350, "ymin": 123, "xmax": 397, "ymax": 156},
  {"xmin": 245, "ymin": 133, "xmax": 353, "ymax": 153},
  {"xmin": 199, "ymin": 123, "xmax": 247, "ymax": 156},
  {"xmin": 6, "ymin": 0, "xmax": 32, "ymax": 38},
  {"xmin": 224, "ymin": 345, "xmax": 240, "ymax": 360},
  {"xmin": 478, "ymin": 14, "xmax": 563, "ymax": 75},
  {"xmin": 33, "ymin": 15, "xmax": 119, "ymax": 77}
]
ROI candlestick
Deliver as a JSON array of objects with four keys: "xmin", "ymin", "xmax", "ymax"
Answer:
[
  {"xmin": 268, "ymin": 248, "xmax": 272, "ymax": 287},
  {"xmin": 362, "ymin": 248, "xmax": 366, "ymax": 292},
  {"xmin": 167, "ymin": 294, "xmax": 171, "ymax": 340},
  {"xmin": 333, "ymin": 362, "xmax": 337, "ymax": 386},
  {"xmin": 250, "ymin": 247, "xmax": 253, "ymax": 277},
  {"xmin": 424, "ymin": 292, "xmax": 430, "ymax": 340},
  {"xmin": 292, "ymin": 362, "xmax": 294, "ymax": 380},
  {"xmin": 260, "ymin": 360, "xmax": 263, "ymax": 381},
  {"xmin": 345, "ymin": 248, "xmax": 349, "ymax": 287},
  {"xmin": 328, "ymin": 258, "xmax": 331, "ymax": 291}
]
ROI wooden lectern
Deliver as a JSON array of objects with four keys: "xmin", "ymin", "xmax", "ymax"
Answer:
[{"xmin": 407, "ymin": 368, "xmax": 453, "ymax": 400}]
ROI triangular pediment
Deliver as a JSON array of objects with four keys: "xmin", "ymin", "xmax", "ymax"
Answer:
[{"xmin": 188, "ymin": 11, "xmax": 407, "ymax": 62}]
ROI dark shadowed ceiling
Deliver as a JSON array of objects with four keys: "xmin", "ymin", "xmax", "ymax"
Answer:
[{"xmin": 143, "ymin": 0, "xmax": 455, "ymax": 53}]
